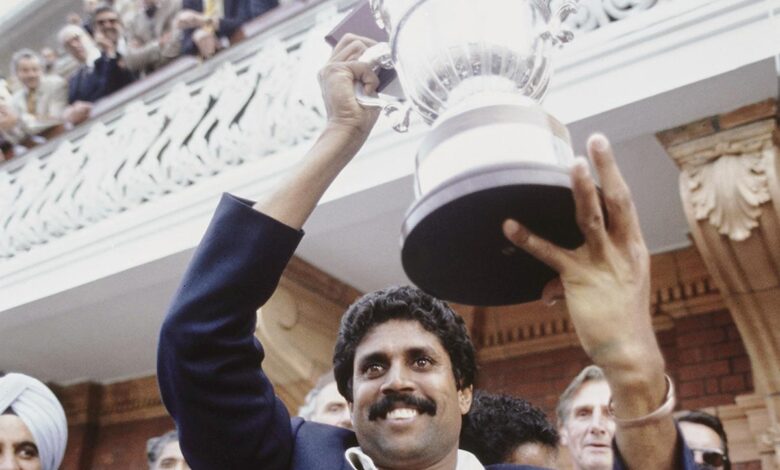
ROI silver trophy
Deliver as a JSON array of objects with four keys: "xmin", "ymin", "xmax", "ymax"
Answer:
[{"xmin": 356, "ymin": 0, "xmax": 581, "ymax": 305}]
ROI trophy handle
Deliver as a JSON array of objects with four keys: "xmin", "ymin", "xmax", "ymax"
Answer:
[
  {"xmin": 354, "ymin": 43, "xmax": 412, "ymax": 133},
  {"xmin": 548, "ymin": 0, "xmax": 579, "ymax": 46}
]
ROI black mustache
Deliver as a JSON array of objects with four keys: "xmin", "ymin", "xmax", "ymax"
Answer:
[{"xmin": 368, "ymin": 394, "xmax": 437, "ymax": 421}]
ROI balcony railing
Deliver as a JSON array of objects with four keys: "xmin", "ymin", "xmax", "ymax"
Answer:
[
  {"xmin": 560, "ymin": 0, "xmax": 666, "ymax": 32},
  {"xmin": 0, "ymin": 0, "xmax": 748, "ymax": 263}
]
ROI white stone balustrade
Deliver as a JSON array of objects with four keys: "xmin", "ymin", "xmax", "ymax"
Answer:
[
  {"xmin": 0, "ymin": 0, "xmax": 686, "ymax": 262},
  {"xmin": 555, "ymin": 0, "xmax": 663, "ymax": 32},
  {"xmin": 0, "ymin": 6, "xmax": 347, "ymax": 261}
]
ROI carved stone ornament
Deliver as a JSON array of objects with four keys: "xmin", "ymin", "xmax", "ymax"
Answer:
[
  {"xmin": 555, "ymin": 0, "xmax": 659, "ymax": 32},
  {"xmin": 764, "ymin": 422, "xmax": 780, "ymax": 466},
  {"xmin": 677, "ymin": 130, "xmax": 772, "ymax": 242}
]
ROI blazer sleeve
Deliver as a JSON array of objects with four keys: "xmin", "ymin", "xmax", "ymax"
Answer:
[{"xmin": 158, "ymin": 194, "xmax": 304, "ymax": 470}]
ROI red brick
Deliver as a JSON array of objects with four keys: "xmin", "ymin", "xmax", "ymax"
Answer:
[
  {"xmin": 677, "ymin": 328, "xmax": 726, "ymax": 348},
  {"xmin": 745, "ymin": 373, "xmax": 754, "ymax": 391},
  {"xmin": 657, "ymin": 330, "xmax": 675, "ymax": 347},
  {"xmin": 733, "ymin": 461, "xmax": 762, "ymax": 470},
  {"xmin": 727, "ymin": 325, "xmax": 743, "ymax": 341},
  {"xmin": 706, "ymin": 378, "xmax": 720, "ymax": 394},
  {"xmin": 677, "ymin": 347, "xmax": 705, "ymax": 365},
  {"xmin": 678, "ymin": 360, "xmax": 730, "ymax": 381},
  {"xmin": 711, "ymin": 310, "xmax": 734, "ymax": 327},
  {"xmin": 680, "ymin": 393, "xmax": 735, "ymax": 410},
  {"xmin": 712, "ymin": 341, "xmax": 747, "ymax": 360},
  {"xmin": 678, "ymin": 380, "xmax": 704, "ymax": 398},
  {"xmin": 675, "ymin": 314, "xmax": 714, "ymax": 331},
  {"xmin": 731, "ymin": 356, "xmax": 752, "ymax": 374},
  {"xmin": 720, "ymin": 374, "xmax": 746, "ymax": 393},
  {"xmin": 513, "ymin": 366, "xmax": 546, "ymax": 382},
  {"xmin": 515, "ymin": 380, "xmax": 562, "ymax": 398}
]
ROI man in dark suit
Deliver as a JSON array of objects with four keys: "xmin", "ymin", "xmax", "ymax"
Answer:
[
  {"xmin": 58, "ymin": 16, "xmax": 135, "ymax": 125},
  {"xmin": 174, "ymin": 0, "xmax": 279, "ymax": 58},
  {"xmin": 157, "ymin": 35, "xmax": 698, "ymax": 470}
]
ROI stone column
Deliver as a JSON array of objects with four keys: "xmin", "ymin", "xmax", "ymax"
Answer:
[{"xmin": 658, "ymin": 100, "xmax": 780, "ymax": 468}]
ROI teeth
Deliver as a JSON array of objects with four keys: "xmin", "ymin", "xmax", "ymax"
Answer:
[{"xmin": 386, "ymin": 408, "xmax": 418, "ymax": 420}]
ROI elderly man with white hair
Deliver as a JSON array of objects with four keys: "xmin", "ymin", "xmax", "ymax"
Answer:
[{"xmin": 0, "ymin": 373, "xmax": 68, "ymax": 470}]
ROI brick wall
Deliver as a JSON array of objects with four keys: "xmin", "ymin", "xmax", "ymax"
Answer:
[
  {"xmin": 670, "ymin": 310, "xmax": 753, "ymax": 410},
  {"xmin": 62, "ymin": 416, "xmax": 175, "ymax": 470},
  {"xmin": 476, "ymin": 309, "xmax": 754, "ymax": 419}
]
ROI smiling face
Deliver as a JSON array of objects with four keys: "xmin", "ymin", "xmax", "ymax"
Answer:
[
  {"xmin": 350, "ymin": 320, "xmax": 472, "ymax": 469},
  {"xmin": 311, "ymin": 382, "xmax": 352, "ymax": 430},
  {"xmin": 63, "ymin": 33, "xmax": 88, "ymax": 64},
  {"xmin": 0, "ymin": 414, "xmax": 41, "ymax": 470},
  {"xmin": 14, "ymin": 57, "xmax": 41, "ymax": 92},
  {"xmin": 559, "ymin": 380, "xmax": 615, "ymax": 470},
  {"xmin": 94, "ymin": 10, "xmax": 121, "ymax": 43}
]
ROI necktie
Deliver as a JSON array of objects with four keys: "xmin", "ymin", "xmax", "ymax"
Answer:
[
  {"xmin": 204, "ymin": 0, "xmax": 224, "ymax": 19},
  {"xmin": 26, "ymin": 89, "xmax": 37, "ymax": 116}
]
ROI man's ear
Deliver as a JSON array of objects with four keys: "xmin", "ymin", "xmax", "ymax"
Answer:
[{"xmin": 458, "ymin": 385, "xmax": 473, "ymax": 415}]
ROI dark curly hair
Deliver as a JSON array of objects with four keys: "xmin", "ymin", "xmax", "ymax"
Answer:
[
  {"xmin": 460, "ymin": 390, "xmax": 559, "ymax": 465},
  {"xmin": 333, "ymin": 286, "xmax": 476, "ymax": 402}
]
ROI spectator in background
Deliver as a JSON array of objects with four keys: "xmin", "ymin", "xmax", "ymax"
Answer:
[
  {"xmin": 1, "ymin": 78, "xmax": 25, "ymax": 160},
  {"xmin": 59, "ymin": 16, "xmax": 135, "ymax": 126},
  {"xmin": 59, "ymin": 25, "xmax": 100, "ymax": 125},
  {"xmin": 81, "ymin": 0, "xmax": 102, "ymax": 36},
  {"xmin": 93, "ymin": 4, "xmax": 130, "ymax": 61},
  {"xmin": 677, "ymin": 411, "xmax": 730, "ymax": 470},
  {"xmin": 460, "ymin": 390, "xmax": 559, "ymax": 468},
  {"xmin": 297, "ymin": 370, "xmax": 352, "ymax": 430},
  {"xmin": 39, "ymin": 48, "xmax": 58, "ymax": 75},
  {"xmin": 147, "ymin": 430, "xmax": 191, "ymax": 470},
  {"xmin": 125, "ymin": 0, "xmax": 182, "ymax": 75},
  {"xmin": 556, "ymin": 366, "xmax": 615, "ymax": 470},
  {"xmin": 0, "ymin": 372, "xmax": 68, "ymax": 470},
  {"xmin": 175, "ymin": 0, "xmax": 279, "ymax": 59},
  {"xmin": 9, "ymin": 50, "xmax": 68, "ymax": 135}
]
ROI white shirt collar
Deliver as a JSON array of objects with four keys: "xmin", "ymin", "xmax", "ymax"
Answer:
[{"xmin": 345, "ymin": 447, "xmax": 484, "ymax": 470}]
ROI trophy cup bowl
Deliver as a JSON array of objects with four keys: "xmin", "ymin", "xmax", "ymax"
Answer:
[{"xmin": 358, "ymin": 0, "xmax": 582, "ymax": 306}]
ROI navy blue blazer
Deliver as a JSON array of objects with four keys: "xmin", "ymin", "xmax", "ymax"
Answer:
[
  {"xmin": 157, "ymin": 195, "xmax": 697, "ymax": 470},
  {"xmin": 180, "ymin": 0, "xmax": 279, "ymax": 55},
  {"xmin": 67, "ymin": 55, "xmax": 135, "ymax": 103}
]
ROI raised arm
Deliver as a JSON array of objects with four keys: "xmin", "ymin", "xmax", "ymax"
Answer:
[
  {"xmin": 502, "ymin": 135, "xmax": 679, "ymax": 469},
  {"xmin": 157, "ymin": 35, "xmax": 380, "ymax": 469},
  {"xmin": 254, "ymin": 34, "xmax": 380, "ymax": 228}
]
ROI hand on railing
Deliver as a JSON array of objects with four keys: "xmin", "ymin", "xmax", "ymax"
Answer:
[{"xmin": 63, "ymin": 101, "xmax": 93, "ymax": 126}]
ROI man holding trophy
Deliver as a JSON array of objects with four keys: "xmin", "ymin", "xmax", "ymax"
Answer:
[{"xmin": 157, "ymin": 0, "xmax": 699, "ymax": 468}]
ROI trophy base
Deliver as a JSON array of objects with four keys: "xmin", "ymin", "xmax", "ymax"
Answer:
[{"xmin": 401, "ymin": 162, "xmax": 584, "ymax": 306}]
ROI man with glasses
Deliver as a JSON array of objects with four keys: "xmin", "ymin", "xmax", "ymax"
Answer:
[
  {"xmin": 82, "ymin": 5, "xmax": 136, "ymax": 100},
  {"xmin": 676, "ymin": 411, "xmax": 729, "ymax": 470}
]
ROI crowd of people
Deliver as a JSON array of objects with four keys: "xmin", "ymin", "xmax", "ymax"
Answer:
[
  {"xmin": 0, "ymin": 0, "xmax": 281, "ymax": 162},
  {"xmin": 0, "ymin": 25, "xmax": 738, "ymax": 470}
]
